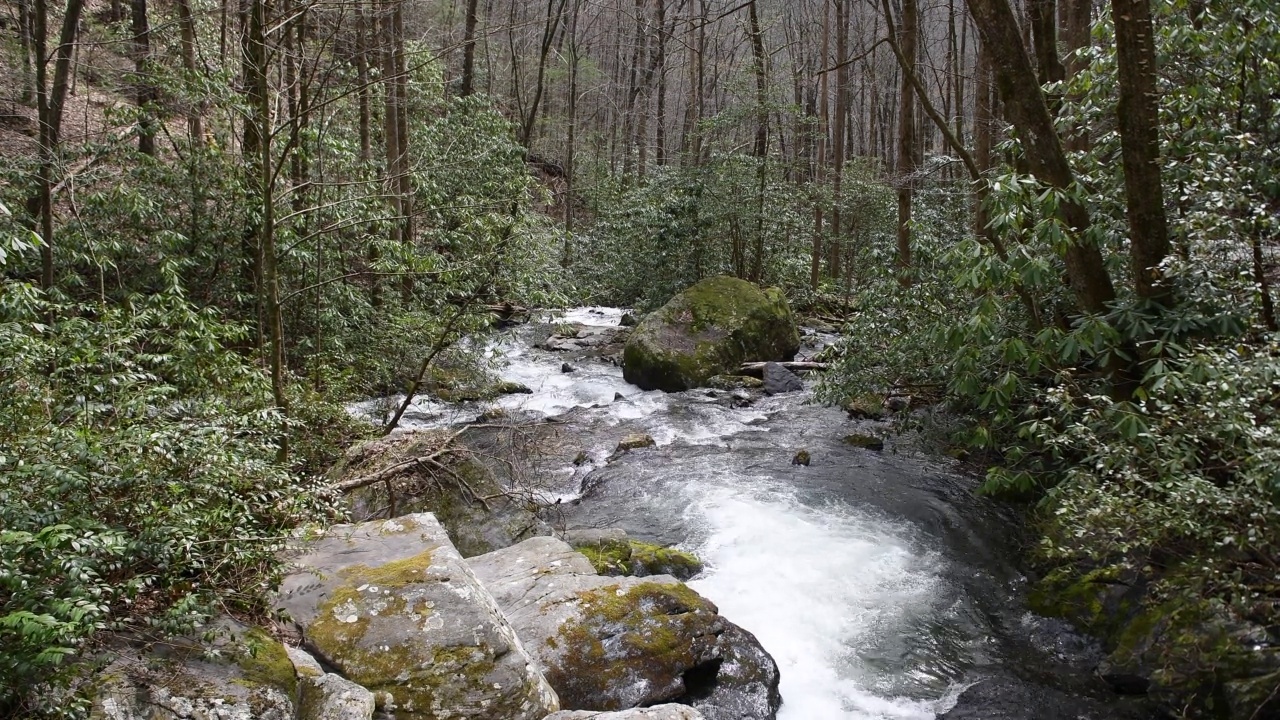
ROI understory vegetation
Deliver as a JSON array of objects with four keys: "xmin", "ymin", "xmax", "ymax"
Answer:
[{"xmin": 1, "ymin": 0, "xmax": 1276, "ymax": 714}]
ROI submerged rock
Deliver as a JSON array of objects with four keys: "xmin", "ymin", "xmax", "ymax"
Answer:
[
  {"xmin": 615, "ymin": 433, "xmax": 656, "ymax": 452},
  {"xmin": 706, "ymin": 374, "xmax": 764, "ymax": 390},
  {"xmin": 939, "ymin": 676, "xmax": 1145, "ymax": 720},
  {"xmin": 275, "ymin": 514, "xmax": 559, "ymax": 720},
  {"xmin": 761, "ymin": 363, "xmax": 803, "ymax": 395},
  {"xmin": 791, "ymin": 450, "xmax": 810, "ymax": 466},
  {"xmin": 545, "ymin": 706, "xmax": 704, "ymax": 719},
  {"xmin": 467, "ymin": 537, "xmax": 780, "ymax": 718},
  {"xmin": 843, "ymin": 433, "xmax": 884, "ymax": 451},
  {"xmin": 622, "ymin": 276, "xmax": 800, "ymax": 392}
]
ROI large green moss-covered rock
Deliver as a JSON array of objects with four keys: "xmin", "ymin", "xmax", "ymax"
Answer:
[
  {"xmin": 275, "ymin": 514, "xmax": 559, "ymax": 720},
  {"xmin": 622, "ymin": 277, "xmax": 800, "ymax": 392}
]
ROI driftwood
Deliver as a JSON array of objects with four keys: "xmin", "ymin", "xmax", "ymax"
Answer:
[{"xmin": 738, "ymin": 361, "xmax": 830, "ymax": 375}]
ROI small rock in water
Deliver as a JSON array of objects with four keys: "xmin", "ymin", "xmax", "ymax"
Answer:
[
  {"xmin": 613, "ymin": 391, "xmax": 626, "ymax": 402},
  {"xmin": 729, "ymin": 390, "xmax": 755, "ymax": 408},
  {"xmin": 792, "ymin": 449, "xmax": 811, "ymax": 466},
  {"xmin": 561, "ymin": 362, "xmax": 576, "ymax": 373},
  {"xmin": 762, "ymin": 362, "xmax": 804, "ymax": 395},
  {"xmin": 615, "ymin": 433, "xmax": 656, "ymax": 452},
  {"xmin": 619, "ymin": 312, "xmax": 639, "ymax": 327},
  {"xmin": 843, "ymin": 433, "xmax": 884, "ymax": 451},
  {"xmin": 572, "ymin": 451, "xmax": 589, "ymax": 466}
]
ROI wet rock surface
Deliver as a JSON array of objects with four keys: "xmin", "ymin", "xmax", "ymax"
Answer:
[
  {"xmin": 939, "ymin": 676, "xmax": 1151, "ymax": 720},
  {"xmin": 466, "ymin": 537, "xmax": 780, "ymax": 717}
]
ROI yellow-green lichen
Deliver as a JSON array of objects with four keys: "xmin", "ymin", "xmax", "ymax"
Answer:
[{"xmin": 339, "ymin": 549, "xmax": 436, "ymax": 589}]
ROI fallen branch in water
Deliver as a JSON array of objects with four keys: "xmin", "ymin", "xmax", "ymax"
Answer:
[{"xmin": 738, "ymin": 361, "xmax": 830, "ymax": 375}]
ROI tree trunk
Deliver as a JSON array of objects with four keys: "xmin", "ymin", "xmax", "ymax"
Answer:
[
  {"xmin": 130, "ymin": 0, "xmax": 155, "ymax": 154},
  {"xmin": 520, "ymin": 0, "xmax": 568, "ymax": 147},
  {"xmin": 175, "ymin": 0, "xmax": 203, "ymax": 142},
  {"xmin": 747, "ymin": 0, "xmax": 768, "ymax": 282},
  {"xmin": 460, "ymin": 0, "xmax": 479, "ymax": 96},
  {"xmin": 18, "ymin": 0, "xmax": 34, "ymax": 105},
  {"xmin": 966, "ymin": 0, "xmax": 1117, "ymax": 318},
  {"xmin": 894, "ymin": 0, "xmax": 919, "ymax": 284},
  {"xmin": 1111, "ymin": 0, "xmax": 1170, "ymax": 301},
  {"xmin": 26, "ymin": 0, "xmax": 86, "ymax": 295},
  {"xmin": 654, "ymin": 0, "xmax": 667, "ymax": 166}
]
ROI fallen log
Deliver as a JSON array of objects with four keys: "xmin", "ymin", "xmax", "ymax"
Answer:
[{"xmin": 738, "ymin": 361, "xmax": 830, "ymax": 375}]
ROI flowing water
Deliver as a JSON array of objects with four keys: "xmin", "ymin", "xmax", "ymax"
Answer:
[{"xmin": 352, "ymin": 307, "xmax": 1118, "ymax": 720}]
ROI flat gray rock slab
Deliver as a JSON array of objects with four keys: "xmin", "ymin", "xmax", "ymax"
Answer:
[{"xmin": 276, "ymin": 513, "xmax": 558, "ymax": 720}]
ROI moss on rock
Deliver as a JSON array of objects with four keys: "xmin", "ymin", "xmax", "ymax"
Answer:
[
  {"xmin": 622, "ymin": 276, "xmax": 800, "ymax": 392},
  {"xmin": 628, "ymin": 542, "xmax": 704, "ymax": 581},
  {"xmin": 236, "ymin": 628, "xmax": 299, "ymax": 699},
  {"xmin": 548, "ymin": 582, "xmax": 719, "ymax": 710},
  {"xmin": 842, "ymin": 433, "xmax": 884, "ymax": 451}
]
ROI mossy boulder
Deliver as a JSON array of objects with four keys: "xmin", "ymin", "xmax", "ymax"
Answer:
[
  {"xmin": 568, "ymin": 532, "xmax": 704, "ymax": 581},
  {"xmin": 467, "ymin": 537, "xmax": 780, "ymax": 718},
  {"xmin": 547, "ymin": 706, "xmax": 704, "ymax": 720},
  {"xmin": 622, "ymin": 276, "xmax": 800, "ymax": 392},
  {"xmin": 616, "ymin": 433, "xmax": 657, "ymax": 452},
  {"xmin": 275, "ymin": 514, "xmax": 559, "ymax": 720}
]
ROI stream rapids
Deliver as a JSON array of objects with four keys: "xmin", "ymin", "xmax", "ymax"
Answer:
[{"xmin": 351, "ymin": 307, "xmax": 1132, "ymax": 720}]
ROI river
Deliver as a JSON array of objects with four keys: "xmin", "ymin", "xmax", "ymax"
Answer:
[{"xmin": 353, "ymin": 307, "xmax": 1132, "ymax": 720}]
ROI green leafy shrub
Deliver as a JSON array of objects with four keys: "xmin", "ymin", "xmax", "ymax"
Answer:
[{"xmin": 0, "ymin": 239, "xmax": 337, "ymax": 715}]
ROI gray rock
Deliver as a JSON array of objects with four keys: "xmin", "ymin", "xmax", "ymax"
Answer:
[
  {"xmin": 561, "ymin": 528, "xmax": 630, "ymax": 546},
  {"xmin": 275, "ymin": 514, "xmax": 559, "ymax": 720},
  {"xmin": 939, "ymin": 676, "xmax": 1150, "ymax": 720},
  {"xmin": 90, "ymin": 621, "xmax": 295, "ymax": 720},
  {"xmin": 299, "ymin": 673, "xmax": 377, "ymax": 720},
  {"xmin": 689, "ymin": 623, "xmax": 781, "ymax": 720},
  {"xmin": 287, "ymin": 646, "xmax": 376, "ymax": 720},
  {"xmin": 619, "ymin": 313, "xmax": 640, "ymax": 327},
  {"xmin": 562, "ymin": 362, "xmax": 577, "ymax": 373},
  {"xmin": 544, "ymin": 705, "xmax": 705, "ymax": 719},
  {"xmin": 761, "ymin": 363, "xmax": 803, "ymax": 395},
  {"xmin": 467, "ymin": 537, "xmax": 780, "ymax": 718}
]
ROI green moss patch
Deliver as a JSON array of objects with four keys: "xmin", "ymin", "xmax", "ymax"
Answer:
[{"xmin": 842, "ymin": 433, "xmax": 884, "ymax": 451}]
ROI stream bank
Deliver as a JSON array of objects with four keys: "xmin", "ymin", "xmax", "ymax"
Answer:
[{"xmin": 351, "ymin": 306, "xmax": 1159, "ymax": 719}]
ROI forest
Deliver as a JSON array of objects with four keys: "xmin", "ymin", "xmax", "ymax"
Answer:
[{"xmin": 0, "ymin": 0, "xmax": 1278, "ymax": 716}]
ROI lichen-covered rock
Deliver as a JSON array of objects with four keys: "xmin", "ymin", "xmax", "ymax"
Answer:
[
  {"xmin": 843, "ymin": 393, "xmax": 886, "ymax": 420},
  {"xmin": 466, "ymin": 537, "xmax": 780, "ymax": 719},
  {"xmin": 544, "ymin": 705, "xmax": 705, "ymax": 720},
  {"xmin": 90, "ymin": 621, "xmax": 296, "ymax": 720},
  {"xmin": 622, "ymin": 276, "xmax": 800, "ymax": 392},
  {"xmin": 275, "ymin": 514, "xmax": 559, "ymax": 720}
]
